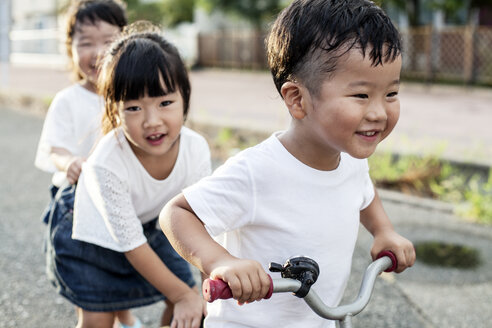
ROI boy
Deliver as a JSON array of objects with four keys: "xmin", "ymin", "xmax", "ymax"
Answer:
[{"xmin": 160, "ymin": 0, "xmax": 416, "ymax": 327}]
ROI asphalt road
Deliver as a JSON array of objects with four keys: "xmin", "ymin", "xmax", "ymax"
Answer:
[
  {"xmin": 0, "ymin": 108, "xmax": 165, "ymax": 327},
  {"xmin": 1, "ymin": 106, "xmax": 490, "ymax": 327}
]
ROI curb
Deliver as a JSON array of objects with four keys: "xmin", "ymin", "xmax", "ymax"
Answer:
[{"xmin": 378, "ymin": 188, "xmax": 455, "ymax": 214}]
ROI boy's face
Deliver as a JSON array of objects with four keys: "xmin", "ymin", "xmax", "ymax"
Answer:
[
  {"xmin": 71, "ymin": 20, "xmax": 121, "ymax": 91},
  {"xmin": 300, "ymin": 48, "xmax": 401, "ymax": 161}
]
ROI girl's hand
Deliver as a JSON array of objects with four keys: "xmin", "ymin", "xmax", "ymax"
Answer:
[
  {"xmin": 371, "ymin": 228, "xmax": 416, "ymax": 273},
  {"xmin": 66, "ymin": 157, "xmax": 84, "ymax": 184},
  {"xmin": 209, "ymin": 258, "xmax": 271, "ymax": 305},
  {"xmin": 171, "ymin": 290, "xmax": 206, "ymax": 328}
]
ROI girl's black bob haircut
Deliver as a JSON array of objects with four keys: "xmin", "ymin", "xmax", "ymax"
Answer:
[
  {"xmin": 267, "ymin": 0, "xmax": 402, "ymax": 96},
  {"xmin": 99, "ymin": 24, "xmax": 191, "ymax": 133}
]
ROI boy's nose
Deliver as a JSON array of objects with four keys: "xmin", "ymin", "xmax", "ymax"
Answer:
[{"xmin": 366, "ymin": 102, "xmax": 388, "ymax": 122}]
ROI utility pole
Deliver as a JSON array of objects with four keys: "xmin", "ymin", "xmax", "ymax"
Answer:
[{"xmin": 0, "ymin": 0, "xmax": 11, "ymax": 89}]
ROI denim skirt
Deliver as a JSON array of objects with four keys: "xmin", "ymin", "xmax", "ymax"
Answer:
[{"xmin": 45, "ymin": 185, "xmax": 195, "ymax": 312}]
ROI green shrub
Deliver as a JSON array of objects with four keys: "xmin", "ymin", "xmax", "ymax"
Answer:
[
  {"xmin": 369, "ymin": 152, "xmax": 492, "ymax": 225},
  {"xmin": 459, "ymin": 170, "xmax": 492, "ymax": 224}
]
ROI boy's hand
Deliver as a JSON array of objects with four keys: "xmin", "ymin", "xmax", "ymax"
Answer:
[
  {"xmin": 171, "ymin": 290, "xmax": 206, "ymax": 328},
  {"xmin": 371, "ymin": 229, "xmax": 416, "ymax": 273},
  {"xmin": 209, "ymin": 257, "xmax": 271, "ymax": 305}
]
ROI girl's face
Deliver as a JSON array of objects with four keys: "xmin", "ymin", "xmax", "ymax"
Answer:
[
  {"xmin": 118, "ymin": 84, "xmax": 185, "ymax": 165},
  {"xmin": 71, "ymin": 20, "xmax": 121, "ymax": 92}
]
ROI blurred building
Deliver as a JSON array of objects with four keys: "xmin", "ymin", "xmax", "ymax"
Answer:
[{"xmin": 12, "ymin": 0, "xmax": 58, "ymax": 30}]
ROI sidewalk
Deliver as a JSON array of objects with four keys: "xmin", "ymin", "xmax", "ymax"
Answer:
[{"xmin": 1, "ymin": 64, "xmax": 491, "ymax": 327}]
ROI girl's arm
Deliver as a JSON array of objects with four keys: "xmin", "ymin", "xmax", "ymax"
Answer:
[
  {"xmin": 50, "ymin": 146, "xmax": 84, "ymax": 184},
  {"xmin": 125, "ymin": 243, "xmax": 205, "ymax": 327},
  {"xmin": 360, "ymin": 189, "xmax": 416, "ymax": 273},
  {"xmin": 160, "ymin": 194, "xmax": 272, "ymax": 304}
]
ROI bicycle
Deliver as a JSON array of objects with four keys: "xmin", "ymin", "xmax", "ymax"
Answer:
[{"xmin": 202, "ymin": 251, "xmax": 398, "ymax": 328}]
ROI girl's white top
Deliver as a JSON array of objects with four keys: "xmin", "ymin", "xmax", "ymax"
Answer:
[
  {"xmin": 35, "ymin": 84, "xmax": 103, "ymax": 186},
  {"xmin": 72, "ymin": 127, "xmax": 211, "ymax": 252},
  {"xmin": 183, "ymin": 132, "xmax": 375, "ymax": 328}
]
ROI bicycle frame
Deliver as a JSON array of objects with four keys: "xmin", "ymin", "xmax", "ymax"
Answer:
[{"xmin": 203, "ymin": 251, "xmax": 397, "ymax": 328}]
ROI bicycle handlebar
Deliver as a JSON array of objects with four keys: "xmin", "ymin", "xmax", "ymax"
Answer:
[{"xmin": 202, "ymin": 251, "xmax": 397, "ymax": 321}]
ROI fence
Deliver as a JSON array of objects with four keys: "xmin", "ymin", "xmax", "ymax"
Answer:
[
  {"xmin": 197, "ymin": 29, "xmax": 267, "ymax": 70},
  {"xmin": 197, "ymin": 26, "xmax": 492, "ymax": 86}
]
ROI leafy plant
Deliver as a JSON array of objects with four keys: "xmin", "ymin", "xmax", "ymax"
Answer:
[
  {"xmin": 459, "ymin": 170, "xmax": 492, "ymax": 224},
  {"xmin": 429, "ymin": 162, "xmax": 467, "ymax": 203},
  {"xmin": 368, "ymin": 152, "xmax": 444, "ymax": 197},
  {"xmin": 369, "ymin": 151, "xmax": 492, "ymax": 225}
]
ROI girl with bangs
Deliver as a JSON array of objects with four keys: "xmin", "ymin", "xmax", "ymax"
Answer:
[{"xmin": 47, "ymin": 23, "xmax": 210, "ymax": 328}]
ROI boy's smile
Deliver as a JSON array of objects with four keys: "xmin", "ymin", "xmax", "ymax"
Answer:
[{"xmin": 280, "ymin": 47, "xmax": 401, "ymax": 171}]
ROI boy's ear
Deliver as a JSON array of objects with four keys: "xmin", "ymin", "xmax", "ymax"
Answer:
[{"xmin": 281, "ymin": 81, "xmax": 306, "ymax": 120}]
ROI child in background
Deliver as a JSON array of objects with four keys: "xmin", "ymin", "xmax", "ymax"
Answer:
[
  {"xmin": 160, "ymin": 1, "xmax": 416, "ymax": 327},
  {"xmin": 34, "ymin": 1, "xmax": 140, "ymax": 326},
  {"xmin": 47, "ymin": 23, "xmax": 210, "ymax": 328},
  {"xmin": 35, "ymin": 0, "xmax": 127, "ymax": 188}
]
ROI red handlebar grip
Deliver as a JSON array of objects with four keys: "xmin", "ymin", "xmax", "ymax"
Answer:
[
  {"xmin": 377, "ymin": 250, "xmax": 398, "ymax": 272},
  {"xmin": 203, "ymin": 275, "xmax": 273, "ymax": 303},
  {"xmin": 202, "ymin": 278, "xmax": 232, "ymax": 302}
]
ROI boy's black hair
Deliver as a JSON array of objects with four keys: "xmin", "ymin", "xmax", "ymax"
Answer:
[
  {"xmin": 267, "ymin": 0, "xmax": 402, "ymax": 96},
  {"xmin": 65, "ymin": 0, "xmax": 127, "ymax": 80},
  {"xmin": 99, "ymin": 27, "xmax": 191, "ymax": 134}
]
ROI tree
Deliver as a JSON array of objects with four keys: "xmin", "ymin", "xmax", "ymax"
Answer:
[
  {"xmin": 377, "ymin": 0, "xmax": 422, "ymax": 26},
  {"xmin": 198, "ymin": 0, "xmax": 286, "ymax": 30},
  {"xmin": 125, "ymin": 0, "xmax": 166, "ymax": 25},
  {"xmin": 379, "ymin": 0, "xmax": 488, "ymax": 26},
  {"xmin": 123, "ymin": 0, "xmax": 195, "ymax": 27},
  {"xmin": 427, "ymin": 0, "xmax": 466, "ymax": 24},
  {"xmin": 161, "ymin": 0, "xmax": 196, "ymax": 27}
]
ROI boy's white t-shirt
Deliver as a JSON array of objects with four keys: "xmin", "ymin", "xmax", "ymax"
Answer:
[
  {"xmin": 35, "ymin": 84, "xmax": 104, "ymax": 186},
  {"xmin": 72, "ymin": 126, "xmax": 211, "ymax": 252},
  {"xmin": 183, "ymin": 132, "xmax": 375, "ymax": 328}
]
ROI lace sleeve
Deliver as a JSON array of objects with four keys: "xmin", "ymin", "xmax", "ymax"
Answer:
[{"xmin": 86, "ymin": 165, "xmax": 147, "ymax": 251}]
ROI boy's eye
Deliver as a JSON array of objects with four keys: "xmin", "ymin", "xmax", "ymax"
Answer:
[
  {"xmin": 353, "ymin": 94, "xmax": 368, "ymax": 99},
  {"xmin": 125, "ymin": 106, "xmax": 141, "ymax": 112},
  {"xmin": 387, "ymin": 91, "xmax": 399, "ymax": 97}
]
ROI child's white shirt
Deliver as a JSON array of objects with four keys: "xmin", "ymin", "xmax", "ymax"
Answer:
[
  {"xmin": 35, "ymin": 84, "xmax": 103, "ymax": 186},
  {"xmin": 72, "ymin": 127, "xmax": 211, "ymax": 252},
  {"xmin": 183, "ymin": 132, "xmax": 375, "ymax": 328}
]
